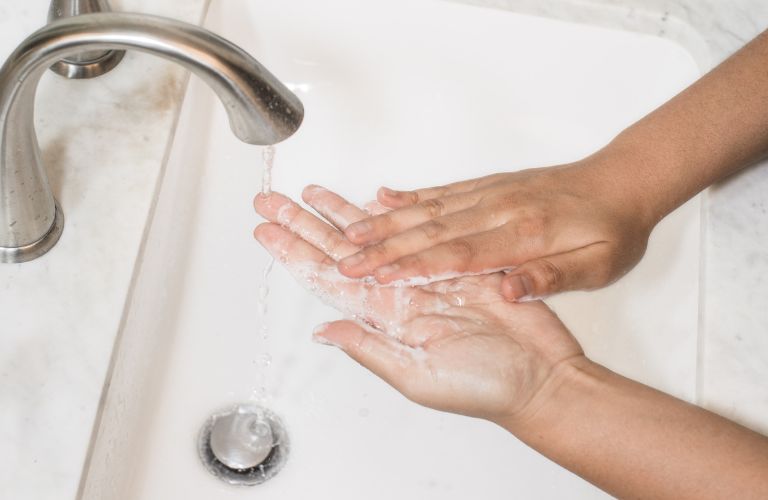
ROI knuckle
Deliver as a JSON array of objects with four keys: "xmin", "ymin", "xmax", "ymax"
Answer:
[
  {"xmin": 446, "ymin": 239, "xmax": 476, "ymax": 270},
  {"xmin": 365, "ymin": 242, "xmax": 391, "ymax": 260},
  {"xmin": 323, "ymin": 232, "xmax": 346, "ymax": 258},
  {"xmin": 529, "ymin": 259, "xmax": 564, "ymax": 290},
  {"xmin": 401, "ymin": 253, "xmax": 429, "ymax": 274},
  {"xmin": 418, "ymin": 220, "xmax": 448, "ymax": 241},
  {"xmin": 419, "ymin": 198, "xmax": 446, "ymax": 218},
  {"xmin": 514, "ymin": 214, "xmax": 547, "ymax": 239},
  {"xmin": 372, "ymin": 213, "xmax": 394, "ymax": 232}
]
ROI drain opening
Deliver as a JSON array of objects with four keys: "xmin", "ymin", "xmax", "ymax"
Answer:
[{"xmin": 198, "ymin": 404, "xmax": 289, "ymax": 486}]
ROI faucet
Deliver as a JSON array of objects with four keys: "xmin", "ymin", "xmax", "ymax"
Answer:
[
  {"xmin": 47, "ymin": 0, "xmax": 125, "ymax": 79},
  {"xmin": 0, "ymin": 13, "xmax": 304, "ymax": 264}
]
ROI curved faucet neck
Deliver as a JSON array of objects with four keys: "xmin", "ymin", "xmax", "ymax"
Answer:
[{"xmin": 0, "ymin": 13, "xmax": 303, "ymax": 261}]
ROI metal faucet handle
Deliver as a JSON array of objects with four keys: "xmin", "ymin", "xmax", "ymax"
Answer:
[{"xmin": 48, "ymin": 0, "xmax": 125, "ymax": 78}]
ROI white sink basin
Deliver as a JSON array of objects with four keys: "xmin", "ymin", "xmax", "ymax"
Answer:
[{"xmin": 81, "ymin": 0, "xmax": 700, "ymax": 498}]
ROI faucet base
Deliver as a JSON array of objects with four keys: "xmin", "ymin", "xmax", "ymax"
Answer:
[
  {"xmin": 0, "ymin": 201, "xmax": 64, "ymax": 264},
  {"xmin": 49, "ymin": 49, "xmax": 125, "ymax": 79}
]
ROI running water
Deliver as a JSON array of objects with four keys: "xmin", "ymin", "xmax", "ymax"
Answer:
[
  {"xmin": 253, "ymin": 146, "xmax": 277, "ymax": 402},
  {"xmin": 261, "ymin": 145, "xmax": 276, "ymax": 196}
]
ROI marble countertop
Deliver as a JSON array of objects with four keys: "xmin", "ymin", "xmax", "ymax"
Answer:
[
  {"xmin": 1, "ymin": 0, "xmax": 766, "ymax": 499},
  {"xmin": 0, "ymin": 1, "xmax": 209, "ymax": 499}
]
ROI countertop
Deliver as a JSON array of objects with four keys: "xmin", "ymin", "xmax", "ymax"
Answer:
[
  {"xmin": 0, "ymin": 1, "xmax": 209, "ymax": 499},
  {"xmin": 1, "ymin": 0, "xmax": 767, "ymax": 499}
]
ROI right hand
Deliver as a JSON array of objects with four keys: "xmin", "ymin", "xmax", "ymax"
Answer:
[{"xmin": 336, "ymin": 159, "xmax": 656, "ymax": 301}]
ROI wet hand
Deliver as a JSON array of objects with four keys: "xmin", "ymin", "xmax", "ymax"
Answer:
[
  {"xmin": 337, "ymin": 161, "xmax": 655, "ymax": 301},
  {"xmin": 253, "ymin": 187, "xmax": 584, "ymax": 422}
]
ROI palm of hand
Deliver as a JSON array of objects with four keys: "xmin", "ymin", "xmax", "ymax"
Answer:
[{"xmin": 254, "ymin": 186, "xmax": 583, "ymax": 422}]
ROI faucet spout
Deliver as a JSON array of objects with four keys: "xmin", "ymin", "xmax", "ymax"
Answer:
[{"xmin": 0, "ymin": 13, "xmax": 304, "ymax": 263}]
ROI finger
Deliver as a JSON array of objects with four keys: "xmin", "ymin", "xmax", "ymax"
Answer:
[
  {"xmin": 343, "ymin": 192, "xmax": 479, "ymax": 246},
  {"xmin": 301, "ymin": 185, "xmax": 368, "ymax": 231},
  {"xmin": 363, "ymin": 200, "xmax": 390, "ymax": 216},
  {"xmin": 253, "ymin": 222, "xmax": 335, "ymax": 268},
  {"xmin": 313, "ymin": 320, "xmax": 422, "ymax": 387},
  {"xmin": 338, "ymin": 209, "xmax": 491, "ymax": 279},
  {"xmin": 255, "ymin": 223, "xmax": 373, "ymax": 313},
  {"xmin": 370, "ymin": 229, "xmax": 527, "ymax": 284},
  {"xmin": 500, "ymin": 243, "xmax": 614, "ymax": 301},
  {"xmin": 255, "ymin": 191, "xmax": 360, "ymax": 260},
  {"xmin": 376, "ymin": 173, "xmax": 504, "ymax": 209}
]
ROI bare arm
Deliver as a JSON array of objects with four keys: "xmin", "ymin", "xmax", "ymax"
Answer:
[
  {"xmin": 254, "ymin": 188, "xmax": 768, "ymax": 499},
  {"xmin": 506, "ymin": 359, "xmax": 768, "ymax": 500},
  {"xmin": 594, "ymin": 28, "xmax": 768, "ymax": 226},
  {"xmin": 335, "ymin": 29, "xmax": 768, "ymax": 300}
]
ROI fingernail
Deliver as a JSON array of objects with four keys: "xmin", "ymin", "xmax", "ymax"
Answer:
[
  {"xmin": 375, "ymin": 264, "xmax": 399, "ymax": 278},
  {"xmin": 303, "ymin": 184, "xmax": 323, "ymax": 197},
  {"xmin": 380, "ymin": 187, "xmax": 398, "ymax": 197},
  {"xmin": 346, "ymin": 221, "xmax": 372, "ymax": 238},
  {"xmin": 506, "ymin": 274, "xmax": 533, "ymax": 301},
  {"xmin": 340, "ymin": 252, "xmax": 365, "ymax": 268},
  {"xmin": 312, "ymin": 323, "xmax": 341, "ymax": 347}
]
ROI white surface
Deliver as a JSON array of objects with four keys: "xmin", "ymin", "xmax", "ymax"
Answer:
[
  {"xmin": 85, "ymin": 1, "xmax": 702, "ymax": 498},
  {"xmin": 0, "ymin": 2, "xmax": 208, "ymax": 500}
]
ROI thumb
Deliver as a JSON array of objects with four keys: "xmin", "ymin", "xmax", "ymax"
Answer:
[
  {"xmin": 313, "ymin": 320, "xmax": 417, "ymax": 388},
  {"xmin": 500, "ymin": 244, "xmax": 612, "ymax": 301}
]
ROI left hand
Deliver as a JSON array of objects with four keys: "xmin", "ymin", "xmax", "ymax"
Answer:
[{"xmin": 253, "ymin": 186, "xmax": 585, "ymax": 422}]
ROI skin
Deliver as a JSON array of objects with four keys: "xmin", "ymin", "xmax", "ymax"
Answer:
[
  {"xmin": 253, "ymin": 188, "xmax": 768, "ymax": 499},
  {"xmin": 336, "ymin": 28, "xmax": 768, "ymax": 301}
]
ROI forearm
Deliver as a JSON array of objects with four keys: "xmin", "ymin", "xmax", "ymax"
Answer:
[
  {"xmin": 501, "ymin": 358, "xmax": 768, "ymax": 499},
  {"xmin": 584, "ymin": 28, "xmax": 768, "ymax": 227}
]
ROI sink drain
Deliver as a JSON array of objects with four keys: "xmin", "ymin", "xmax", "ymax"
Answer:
[{"xmin": 198, "ymin": 404, "xmax": 289, "ymax": 486}]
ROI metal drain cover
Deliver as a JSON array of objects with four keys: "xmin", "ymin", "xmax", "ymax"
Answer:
[{"xmin": 198, "ymin": 404, "xmax": 289, "ymax": 486}]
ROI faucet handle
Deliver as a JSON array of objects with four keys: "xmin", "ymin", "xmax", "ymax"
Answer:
[{"xmin": 48, "ymin": 0, "xmax": 125, "ymax": 78}]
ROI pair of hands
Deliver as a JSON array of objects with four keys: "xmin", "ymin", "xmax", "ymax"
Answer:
[
  {"xmin": 254, "ymin": 177, "xmax": 597, "ymax": 425},
  {"xmin": 253, "ymin": 160, "xmax": 656, "ymax": 424}
]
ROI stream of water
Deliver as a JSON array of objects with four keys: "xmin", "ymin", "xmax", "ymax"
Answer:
[{"xmin": 253, "ymin": 145, "xmax": 277, "ymax": 402}]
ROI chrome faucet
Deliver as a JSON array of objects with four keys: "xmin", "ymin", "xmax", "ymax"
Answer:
[
  {"xmin": 48, "ymin": 0, "xmax": 125, "ymax": 78},
  {"xmin": 0, "ymin": 13, "xmax": 304, "ymax": 264}
]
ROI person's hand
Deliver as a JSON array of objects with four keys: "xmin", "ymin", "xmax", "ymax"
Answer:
[
  {"xmin": 253, "ymin": 186, "xmax": 585, "ymax": 422},
  {"xmin": 335, "ymin": 159, "xmax": 656, "ymax": 301}
]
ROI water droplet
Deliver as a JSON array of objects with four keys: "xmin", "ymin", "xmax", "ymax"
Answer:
[{"xmin": 258, "ymin": 353, "xmax": 272, "ymax": 368}]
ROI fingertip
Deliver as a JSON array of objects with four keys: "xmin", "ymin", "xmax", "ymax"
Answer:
[
  {"xmin": 313, "ymin": 320, "xmax": 366, "ymax": 350},
  {"xmin": 373, "ymin": 263, "xmax": 401, "ymax": 284},
  {"xmin": 377, "ymin": 186, "xmax": 412, "ymax": 208},
  {"xmin": 377, "ymin": 186, "xmax": 397, "ymax": 199},
  {"xmin": 337, "ymin": 256, "xmax": 368, "ymax": 279},
  {"xmin": 501, "ymin": 273, "xmax": 533, "ymax": 302},
  {"xmin": 312, "ymin": 322, "xmax": 344, "ymax": 348},
  {"xmin": 253, "ymin": 222, "xmax": 277, "ymax": 242},
  {"xmin": 344, "ymin": 221, "xmax": 373, "ymax": 244},
  {"xmin": 301, "ymin": 184, "xmax": 324, "ymax": 202},
  {"xmin": 253, "ymin": 191, "xmax": 268, "ymax": 210}
]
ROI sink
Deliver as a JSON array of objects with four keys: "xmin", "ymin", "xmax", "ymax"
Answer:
[{"xmin": 80, "ymin": 0, "xmax": 701, "ymax": 498}]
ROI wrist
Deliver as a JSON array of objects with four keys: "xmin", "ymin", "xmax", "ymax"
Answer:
[
  {"xmin": 572, "ymin": 135, "xmax": 683, "ymax": 232},
  {"xmin": 494, "ymin": 355, "xmax": 607, "ymax": 437}
]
